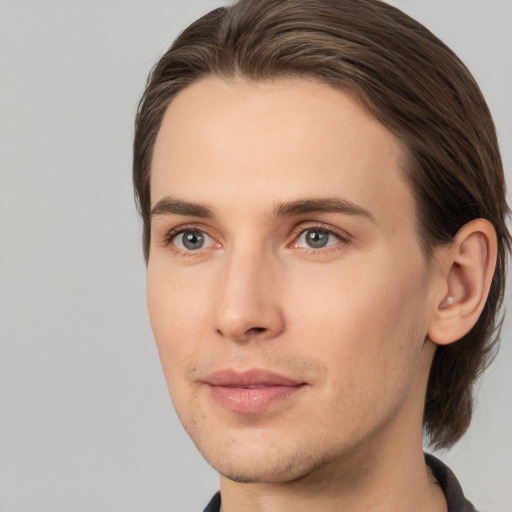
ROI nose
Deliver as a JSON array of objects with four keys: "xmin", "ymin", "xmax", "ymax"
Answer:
[{"xmin": 213, "ymin": 248, "xmax": 285, "ymax": 343}]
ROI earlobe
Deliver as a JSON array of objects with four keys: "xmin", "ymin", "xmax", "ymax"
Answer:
[{"xmin": 428, "ymin": 219, "xmax": 497, "ymax": 346}]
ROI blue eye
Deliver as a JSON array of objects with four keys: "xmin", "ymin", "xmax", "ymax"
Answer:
[
  {"xmin": 296, "ymin": 229, "xmax": 340, "ymax": 249},
  {"xmin": 173, "ymin": 230, "xmax": 214, "ymax": 251}
]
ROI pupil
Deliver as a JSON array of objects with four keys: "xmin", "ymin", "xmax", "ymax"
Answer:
[
  {"xmin": 183, "ymin": 231, "xmax": 204, "ymax": 250},
  {"xmin": 306, "ymin": 230, "xmax": 328, "ymax": 248}
]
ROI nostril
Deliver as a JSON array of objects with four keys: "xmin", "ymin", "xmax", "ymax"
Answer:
[{"xmin": 250, "ymin": 327, "xmax": 266, "ymax": 334}]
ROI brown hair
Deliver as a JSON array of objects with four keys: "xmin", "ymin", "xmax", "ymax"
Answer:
[{"xmin": 133, "ymin": 0, "xmax": 510, "ymax": 448}]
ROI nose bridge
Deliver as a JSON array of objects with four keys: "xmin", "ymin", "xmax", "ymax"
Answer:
[{"xmin": 214, "ymin": 240, "xmax": 283, "ymax": 341}]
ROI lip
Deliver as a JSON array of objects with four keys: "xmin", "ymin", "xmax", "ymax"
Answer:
[{"xmin": 203, "ymin": 369, "xmax": 307, "ymax": 414}]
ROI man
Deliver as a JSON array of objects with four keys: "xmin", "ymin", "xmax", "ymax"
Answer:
[{"xmin": 133, "ymin": 0, "xmax": 510, "ymax": 510}]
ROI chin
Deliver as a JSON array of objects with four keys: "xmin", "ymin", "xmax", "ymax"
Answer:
[{"xmin": 199, "ymin": 436, "xmax": 335, "ymax": 484}]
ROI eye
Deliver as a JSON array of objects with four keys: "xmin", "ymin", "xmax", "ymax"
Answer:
[
  {"xmin": 172, "ymin": 229, "xmax": 216, "ymax": 251},
  {"xmin": 294, "ymin": 228, "xmax": 342, "ymax": 249}
]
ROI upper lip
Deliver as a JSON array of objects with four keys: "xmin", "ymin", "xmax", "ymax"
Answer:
[{"xmin": 203, "ymin": 369, "xmax": 305, "ymax": 387}]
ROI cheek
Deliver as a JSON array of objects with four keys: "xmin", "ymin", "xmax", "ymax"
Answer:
[
  {"xmin": 146, "ymin": 266, "xmax": 216, "ymax": 426},
  {"xmin": 286, "ymin": 252, "xmax": 429, "ymax": 378},
  {"xmin": 146, "ymin": 265, "xmax": 211, "ymax": 379},
  {"xmin": 293, "ymin": 259, "xmax": 429, "ymax": 434}
]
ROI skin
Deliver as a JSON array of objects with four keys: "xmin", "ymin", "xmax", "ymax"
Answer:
[{"xmin": 147, "ymin": 77, "xmax": 451, "ymax": 511}]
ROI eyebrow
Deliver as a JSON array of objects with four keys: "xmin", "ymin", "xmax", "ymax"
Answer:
[
  {"xmin": 273, "ymin": 198, "xmax": 375, "ymax": 222},
  {"xmin": 151, "ymin": 197, "xmax": 214, "ymax": 218},
  {"xmin": 151, "ymin": 196, "xmax": 375, "ymax": 223}
]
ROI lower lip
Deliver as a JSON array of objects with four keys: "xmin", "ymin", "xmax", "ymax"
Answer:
[{"xmin": 208, "ymin": 384, "xmax": 305, "ymax": 414}]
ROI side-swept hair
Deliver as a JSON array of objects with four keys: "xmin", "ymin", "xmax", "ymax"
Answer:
[{"xmin": 133, "ymin": 0, "xmax": 510, "ymax": 448}]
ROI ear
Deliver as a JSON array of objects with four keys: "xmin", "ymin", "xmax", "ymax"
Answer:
[{"xmin": 428, "ymin": 219, "xmax": 497, "ymax": 346}]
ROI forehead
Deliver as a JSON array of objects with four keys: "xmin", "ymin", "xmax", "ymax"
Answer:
[{"xmin": 151, "ymin": 76, "xmax": 416, "ymax": 227}]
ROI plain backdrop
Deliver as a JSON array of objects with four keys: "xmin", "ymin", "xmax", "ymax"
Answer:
[{"xmin": 1, "ymin": 1, "xmax": 511, "ymax": 511}]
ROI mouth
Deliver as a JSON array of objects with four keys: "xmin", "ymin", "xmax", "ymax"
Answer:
[{"xmin": 203, "ymin": 369, "xmax": 307, "ymax": 414}]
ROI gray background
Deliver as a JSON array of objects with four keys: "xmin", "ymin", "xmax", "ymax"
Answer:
[{"xmin": 1, "ymin": 1, "xmax": 511, "ymax": 510}]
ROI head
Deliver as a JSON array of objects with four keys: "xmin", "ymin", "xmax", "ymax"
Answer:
[{"xmin": 133, "ymin": 0, "xmax": 510, "ymax": 465}]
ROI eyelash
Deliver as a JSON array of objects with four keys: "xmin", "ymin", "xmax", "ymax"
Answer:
[{"xmin": 162, "ymin": 222, "xmax": 352, "ymax": 255}]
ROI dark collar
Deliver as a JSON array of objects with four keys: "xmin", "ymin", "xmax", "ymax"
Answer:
[
  {"xmin": 202, "ymin": 491, "xmax": 221, "ymax": 512},
  {"xmin": 425, "ymin": 453, "xmax": 477, "ymax": 511}
]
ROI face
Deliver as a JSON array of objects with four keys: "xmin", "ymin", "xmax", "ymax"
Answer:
[{"xmin": 147, "ymin": 77, "xmax": 436, "ymax": 483}]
